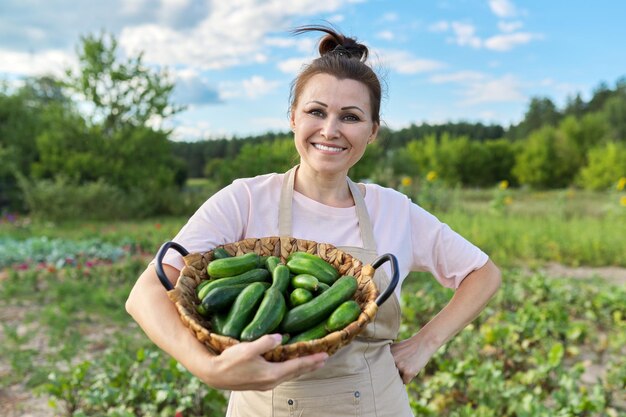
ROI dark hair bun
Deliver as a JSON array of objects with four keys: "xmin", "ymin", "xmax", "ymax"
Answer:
[{"xmin": 292, "ymin": 25, "xmax": 369, "ymax": 62}]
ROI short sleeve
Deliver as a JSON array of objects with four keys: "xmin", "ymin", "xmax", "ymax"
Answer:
[{"xmin": 409, "ymin": 203, "xmax": 488, "ymax": 289}]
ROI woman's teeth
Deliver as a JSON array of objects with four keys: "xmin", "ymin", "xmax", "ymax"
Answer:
[{"xmin": 313, "ymin": 143, "xmax": 344, "ymax": 152}]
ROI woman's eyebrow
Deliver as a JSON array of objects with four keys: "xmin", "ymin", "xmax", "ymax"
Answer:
[{"xmin": 305, "ymin": 101, "xmax": 365, "ymax": 115}]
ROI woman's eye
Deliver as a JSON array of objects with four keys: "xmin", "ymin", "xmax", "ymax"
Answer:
[
  {"xmin": 343, "ymin": 114, "xmax": 360, "ymax": 122},
  {"xmin": 308, "ymin": 109, "xmax": 324, "ymax": 117}
]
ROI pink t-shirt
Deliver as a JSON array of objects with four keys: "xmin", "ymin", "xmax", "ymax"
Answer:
[{"xmin": 160, "ymin": 172, "xmax": 488, "ymax": 296}]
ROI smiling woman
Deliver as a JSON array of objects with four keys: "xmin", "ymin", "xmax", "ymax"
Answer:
[{"xmin": 126, "ymin": 24, "xmax": 501, "ymax": 417}]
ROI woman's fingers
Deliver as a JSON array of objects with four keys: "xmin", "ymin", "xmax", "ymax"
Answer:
[{"xmin": 210, "ymin": 334, "xmax": 328, "ymax": 391}]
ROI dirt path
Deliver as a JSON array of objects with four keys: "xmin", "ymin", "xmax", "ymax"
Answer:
[{"xmin": 538, "ymin": 262, "xmax": 626, "ymax": 286}]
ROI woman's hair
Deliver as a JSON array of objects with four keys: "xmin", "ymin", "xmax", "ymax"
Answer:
[{"xmin": 289, "ymin": 25, "xmax": 382, "ymax": 125}]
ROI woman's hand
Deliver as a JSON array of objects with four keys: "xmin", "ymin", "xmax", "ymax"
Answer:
[
  {"xmin": 205, "ymin": 334, "xmax": 328, "ymax": 391},
  {"xmin": 390, "ymin": 335, "xmax": 437, "ymax": 384},
  {"xmin": 390, "ymin": 259, "xmax": 501, "ymax": 385}
]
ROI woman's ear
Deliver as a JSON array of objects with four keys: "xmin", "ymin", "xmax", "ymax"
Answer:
[
  {"xmin": 289, "ymin": 111, "xmax": 296, "ymax": 132},
  {"xmin": 368, "ymin": 123, "xmax": 380, "ymax": 144}
]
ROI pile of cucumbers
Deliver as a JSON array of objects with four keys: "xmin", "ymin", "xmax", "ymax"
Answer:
[{"xmin": 195, "ymin": 248, "xmax": 362, "ymax": 344}]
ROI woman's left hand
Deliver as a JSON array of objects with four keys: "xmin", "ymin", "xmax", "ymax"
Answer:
[{"xmin": 390, "ymin": 335, "xmax": 437, "ymax": 384}]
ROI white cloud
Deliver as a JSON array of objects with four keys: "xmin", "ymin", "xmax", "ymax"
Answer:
[
  {"xmin": 242, "ymin": 76, "xmax": 281, "ymax": 99},
  {"xmin": 381, "ymin": 12, "xmax": 399, "ymax": 22},
  {"xmin": 379, "ymin": 50, "xmax": 446, "ymax": 74},
  {"xmin": 277, "ymin": 56, "xmax": 311, "ymax": 74},
  {"xmin": 498, "ymin": 20, "xmax": 523, "ymax": 33},
  {"xmin": 450, "ymin": 22, "xmax": 482, "ymax": 48},
  {"xmin": 376, "ymin": 31, "xmax": 395, "ymax": 41},
  {"xmin": 488, "ymin": 0, "xmax": 518, "ymax": 18},
  {"xmin": 428, "ymin": 21, "xmax": 449, "ymax": 32},
  {"xmin": 484, "ymin": 32, "xmax": 540, "ymax": 51},
  {"xmin": 0, "ymin": 48, "xmax": 76, "ymax": 77},
  {"xmin": 251, "ymin": 116, "xmax": 290, "ymax": 131},
  {"xmin": 327, "ymin": 14, "xmax": 344, "ymax": 23},
  {"xmin": 428, "ymin": 71, "xmax": 525, "ymax": 105},
  {"xmin": 118, "ymin": 0, "xmax": 345, "ymax": 70},
  {"xmin": 219, "ymin": 76, "xmax": 281, "ymax": 100},
  {"xmin": 460, "ymin": 75, "xmax": 525, "ymax": 105}
]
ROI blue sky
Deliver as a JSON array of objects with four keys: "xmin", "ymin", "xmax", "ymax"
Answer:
[{"xmin": 1, "ymin": 0, "xmax": 625, "ymax": 141}]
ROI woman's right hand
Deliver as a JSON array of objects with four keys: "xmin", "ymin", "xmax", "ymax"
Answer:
[{"xmin": 204, "ymin": 333, "xmax": 328, "ymax": 391}]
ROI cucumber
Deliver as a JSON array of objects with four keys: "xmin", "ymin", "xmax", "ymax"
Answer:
[
  {"xmin": 270, "ymin": 264, "xmax": 291, "ymax": 295},
  {"xmin": 212, "ymin": 247, "xmax": 232, "ymax": 259},
  {"xmin": 287, "ymin": 321, "xmax": 328, "ymax": 344},
  {"xmin": 289, "ymin": 288, "xmax": 314, "ymax": 307},
  {"xmin": 265, "ymin": 256, "xmax": 282, "ymax": 274},
  {"xmin": 207, "ymin": 252, "xmax": 260, "ymax": 278},
  {"xmin": 325, "ymin": 300, "xmax": 361, "ymax": 332},
  {"xmin": 210, "ymin": 312, "xmax": 228, "ymax": 334},
  {"xmin": 197, "ymin": 268, "xmax": 270, "ymax": 300},
  {"xmin": 240, "ymin": 288, "xmax": 287, "ymax": 341},
  {"xmin": 280, "ymin": 275, "xmax": 358, "ymax": 334},
  {"xmin": 221, "ymin": 282, "xmax": 267, "ymax": 339},
  {"xmin": 316, "ymin": 282, "xmax": 330, "ymax": 293},
  {"xmin": 291, "ymin": 274, "xmax": 319, "ymax": 292},
  {"xmin": 201, "ymin": 282, "xmax": 270, "ymax": 314},
  {"xmin": 196, "ymin": 279, "xmax": 212, "ymax": 298},
  {"xmin": 286, "ymin": 252, "xmax": 340, "ymax": 285}
]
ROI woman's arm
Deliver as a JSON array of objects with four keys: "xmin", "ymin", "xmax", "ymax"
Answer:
[
  {"xmin": 125, "ymin": 264, "xmax": 328, "ymax": 391},
  {"xmin": 390, "ymin": 259, "xmax": 501, "ymax": 384}
]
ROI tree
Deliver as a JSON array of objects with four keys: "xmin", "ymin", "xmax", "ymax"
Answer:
[{"xmin": 65, "ymin": 31, "xmax": 183, "ymax": 135}]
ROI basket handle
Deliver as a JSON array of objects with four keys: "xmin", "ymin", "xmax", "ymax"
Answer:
[
  {"xmin": 371, "ymin": 253, "xmax": 400, "ymax": 306},
  {"xmin": 155, "ymin": 241, "xmax": 189, "ymax": 291}
]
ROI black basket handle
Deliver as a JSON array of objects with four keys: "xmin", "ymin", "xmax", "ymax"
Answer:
[
  {"xmin": 371, "ymin": 253, "xmax": 400, "ymax": 306},
  {"xmin": 155, "ymin": 241, "xmax": 189, "ymax": 291}
]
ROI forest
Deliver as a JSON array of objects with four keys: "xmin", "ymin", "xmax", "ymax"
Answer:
[{"xmin": 1, "ymin": 33, "xmax": 625, "ymax": 220}]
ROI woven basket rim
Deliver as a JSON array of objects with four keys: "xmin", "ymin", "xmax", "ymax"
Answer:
[{"xmin": 168, "ymin": 236, "xmax": 379, "ymax": 362}]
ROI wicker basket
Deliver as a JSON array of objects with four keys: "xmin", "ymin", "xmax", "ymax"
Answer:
[{"xmin": 155, "ymin": 236, "xmax": 398, "ymax": 362}]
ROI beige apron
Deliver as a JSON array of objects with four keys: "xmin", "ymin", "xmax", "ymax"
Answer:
[{"xmin": 226, "ymin": 166, "xmax": 413, "ymax": 417}]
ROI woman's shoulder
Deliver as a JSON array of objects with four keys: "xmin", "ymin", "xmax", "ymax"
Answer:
[
  {"xmin": 231, "ymin": 171, "xmax": 285, "ymax": 191},
  {"xmin": 362, "ymin": 181, "xmax": 409, "ymax": 203}
]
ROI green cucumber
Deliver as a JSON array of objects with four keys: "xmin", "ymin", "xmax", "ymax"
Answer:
[
  {"xmin": 280, "ymin": 275, "xmax": 358, "ymax": 334},
  {"xmin": 265, "ymin": 256, "xmax": 282, "ymax": 274},
  {"xmin": 210, "ymin": 312, "xmax": 228, "ymax": 334},
  {"xmin": 197, "ymin": 268, "xmax": 270, "ymax": 300},
  {"xmin": 270, "ymin": 264, "xmax": 291, "ymax": 295},
  {"xmin": 207, "ymin": 252, "xmax": 260, "ymax": 278},
  {"xmin": 221, "ymin": 282, "xmax": 267, "ymax": 339},
  {"xmin": 286, "ymin": 252, "xmax": 339, "ymax": 285},
  {"xmin": 212, "ymin": 247, "xmax": 232, "ymax": 259},
  {"xmin": 287, "ymin": 321, "xmax": 328, "ymax": 344},
  {"xmin": 240, "ymin": 288, "xmax": 287, "ymax": 341},
  {"xmin": 317, "ymin": 282, "xmax": 330, "ymax": 293},
  {"xmin": 196, "ymin": 279, "xmax": 212, "ymax": 298},
  {"xmin": 201, "ymin": 282, "xmax": 270, "ymax": 314},
  {"xmin": 325, "ymin": 300, "xmax": 361, "ymax": 332},
  {"xmin": 291, "ymin": 274, "xmax": 319, "ymax": 292},
  {"xmin": 289, "ymin": 288, "xmax": 314, "ymax": 307}
]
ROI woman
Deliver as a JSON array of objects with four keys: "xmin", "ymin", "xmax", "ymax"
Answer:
[{"xmin": 126, "ymin": 25, "xmax": 501, "ymax": 416}]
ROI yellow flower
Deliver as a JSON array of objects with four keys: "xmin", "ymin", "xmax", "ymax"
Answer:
[
  {"xmin": 617, "ymin": 177, "xmax": 626, "ymax": 191},
  {"xmin": 504, "ymin": 196, "xmax": 513, "ymax": 205},
  {"xmin": 620, "ymin": 196, "xmax": 626, "ymax": 207},
  {"xmin": 426, "ymin": 171, "xmax": 437, "ymax": 182},
  {"xmin": 498, "ymin": 180, "xmax": 509, "ymax": 190},
  {"xmin": 401, "ymin": 176, "xmax": 412, "ymax": 187}
]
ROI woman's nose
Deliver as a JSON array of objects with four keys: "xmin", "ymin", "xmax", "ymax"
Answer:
[{"xmin": 321, "ymin": 117, "xmax": 340, "ymax": 139}]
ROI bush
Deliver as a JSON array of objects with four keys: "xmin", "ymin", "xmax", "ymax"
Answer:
[
  {"xmin": 17, "ymin": 176, "xmax": 208, "ymax": 221},
  {"xmin": 577, "ymin": 142, "xmax": 626, "ymax": 190}
]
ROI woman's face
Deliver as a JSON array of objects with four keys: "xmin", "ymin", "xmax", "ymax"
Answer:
[{"xmin": 290, "ymin": 73, "xmax": 379, "ymax": 177}]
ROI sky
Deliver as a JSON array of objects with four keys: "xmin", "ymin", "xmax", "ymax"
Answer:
[{"xmin": 1, "ymin": 0, "xmax": 626, "ymax": 141}]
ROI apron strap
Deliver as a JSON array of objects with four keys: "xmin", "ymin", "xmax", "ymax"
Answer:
[{"xmin": 278, "ymin": 166, "xmax": 376, "ymax": 252}]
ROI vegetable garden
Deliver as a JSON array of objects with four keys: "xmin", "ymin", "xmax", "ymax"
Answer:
[{"xmin": 1, "ymin": 186, "xmax": 624, "ymax": 416}]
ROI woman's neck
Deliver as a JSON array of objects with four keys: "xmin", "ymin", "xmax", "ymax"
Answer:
[{"xmin": 293, "ymin": 165, "xmax": 354, "ymax": 208}]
